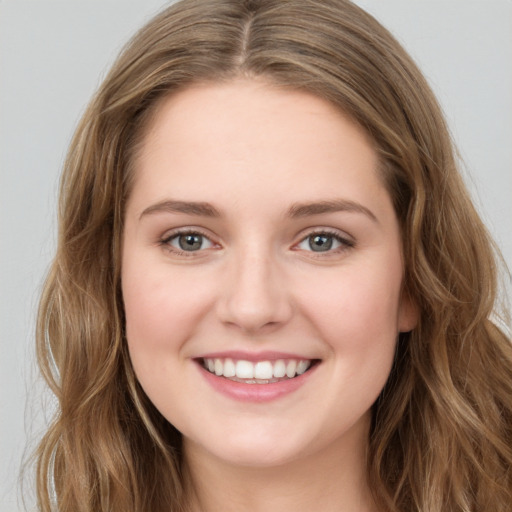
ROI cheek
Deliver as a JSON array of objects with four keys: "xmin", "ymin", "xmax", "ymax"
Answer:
[
  {"xmin": 121, "ymin": 258, "xmax": 217, "ymax": 416},
  {"xmin": 123, "ymin": 274, "xmax": 174, "ymax": 347},
  {"xmin": 299, "ymin": 260, "xmax": 403, "ymax": 415},
  {"xmin": 296, "ymin": 258, "xmax": 403, "ymax": 354},
  {"xmin": 121, "ymin": 256, "xmax": 215, "ymax": 365}
]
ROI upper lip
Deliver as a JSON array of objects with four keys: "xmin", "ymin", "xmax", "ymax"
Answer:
[{"xmin": 194, "ymin": 350, "xmax": 318, "ymax": 362}]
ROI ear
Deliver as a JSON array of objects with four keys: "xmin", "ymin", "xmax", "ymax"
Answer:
[{"xmin": 398, "ymin": 290, "xmax": 419, "ymax": 333}]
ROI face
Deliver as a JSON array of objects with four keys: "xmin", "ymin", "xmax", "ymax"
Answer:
[{"xmin": 122, "ymin": 79, "xmax": 417, "ymax": 469}]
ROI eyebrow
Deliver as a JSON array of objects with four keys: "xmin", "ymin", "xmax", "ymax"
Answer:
[
  {"xmin": 139, "ymin": 200, "xmax": 221, "ymax": 219},
  {"xmin": 287, "ymin": 199, "xmax": 378, "ymax": 223},
  {"xmin": 139, "ymin": 198, "xmax": 378, "ymax": 223}
]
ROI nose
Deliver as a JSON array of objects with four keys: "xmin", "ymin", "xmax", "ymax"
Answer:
[{"xmin": 217, "ymin": 247, "xmax": 293, "ymax": 334}]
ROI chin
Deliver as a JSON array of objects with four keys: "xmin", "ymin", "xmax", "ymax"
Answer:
[{"xmin": 185, "ymin": 427, "xmax": 309, "ymax": 469}]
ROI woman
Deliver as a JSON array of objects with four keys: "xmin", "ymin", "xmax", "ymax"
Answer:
[{"xmin": 35, "ymin": 1, "xmax": 512, "ymax": 511}]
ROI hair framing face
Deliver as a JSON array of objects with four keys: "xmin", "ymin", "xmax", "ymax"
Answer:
[{"xmin": 35, "ymin": 1, "xmax": 512, "ymax": 511}]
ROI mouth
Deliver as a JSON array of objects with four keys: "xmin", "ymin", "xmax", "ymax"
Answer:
[{"xmin": 199, "ymin": 357, "xmax": 319, "ymax": 384}]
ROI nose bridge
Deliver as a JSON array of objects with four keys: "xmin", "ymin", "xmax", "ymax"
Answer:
[{"xmin": 219, "ymin": 239, "xmax": 292, "ymax": 332}]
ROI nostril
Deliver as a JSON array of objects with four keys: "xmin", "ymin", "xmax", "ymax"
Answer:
[{"xmin": 218, "ymin": 294, "xmax": 294, "ymax": 333}]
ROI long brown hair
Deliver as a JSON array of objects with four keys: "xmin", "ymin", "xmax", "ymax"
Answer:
[{"xmin": 35, "ymin": 1, "xmax": 512, "ymax": 510}]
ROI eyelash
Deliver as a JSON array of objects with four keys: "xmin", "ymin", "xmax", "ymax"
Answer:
[
  {"xmin": 159, "ymin": 228, "xmax": 216, "ymax": 257},
  {"xmin": 296, "ymin": 229, "xmax": 355, "ymax": 257},
  {"xmin": 159, "ymin": 228, "xmax": 355, "ymax": 257}
]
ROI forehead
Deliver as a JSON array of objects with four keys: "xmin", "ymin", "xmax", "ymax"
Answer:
[
  {"xmin": 128, "ymin": 79, "xmax": 388, "ymax": 218},
  {"xmin": 139, "ymin": 79, "xmax": 375, "ymax": 161}
]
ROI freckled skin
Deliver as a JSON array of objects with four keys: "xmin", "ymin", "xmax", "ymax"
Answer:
[{"xmin": 121, "ymin": 79, "xmax": 417, "ymax": 483}]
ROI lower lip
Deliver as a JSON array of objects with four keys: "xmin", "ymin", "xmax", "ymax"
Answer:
[{"xmin": 197, "ymin": 363, "xmax": 318, "ymax": 403}]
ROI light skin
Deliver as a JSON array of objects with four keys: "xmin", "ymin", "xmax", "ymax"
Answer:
[{"xmin": 121, "ymin": 78, "xmax": 417, "ymax": 512}]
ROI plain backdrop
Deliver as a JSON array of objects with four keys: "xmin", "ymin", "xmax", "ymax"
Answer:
[{"xmin": 1, "ymin": 1, "xmax": 511, "ymax": 510}]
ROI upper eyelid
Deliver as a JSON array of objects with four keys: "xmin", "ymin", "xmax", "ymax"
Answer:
[
  {"xmin": 295, "ymin": 227, "xmax": 354, "ymax": 243},
  {"xmin": 161, "ymin": 227, "xmax": 215, "ymax": 242}
]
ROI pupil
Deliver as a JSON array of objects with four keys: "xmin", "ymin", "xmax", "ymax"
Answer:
[
  {"xmin": 310, "ymin": 234, "xmax": 332, "ymax": 252},
  {"xmin": 179, "ymin": 234, "xmax": 202, "ymax": 251}
]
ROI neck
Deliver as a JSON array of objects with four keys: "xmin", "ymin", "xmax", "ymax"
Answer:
[{"xmin": 183, "ymin": 418, "xmax": 378, "ymax": 512}]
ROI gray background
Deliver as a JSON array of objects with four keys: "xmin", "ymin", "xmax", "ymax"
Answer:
[{"xmin": 1, "ymin": 1, "xmax": 511, "ymax": 510}]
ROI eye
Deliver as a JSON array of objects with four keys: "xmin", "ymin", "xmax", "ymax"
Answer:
[
  {"xmin": 296, "ymin": 232, "xmax": 353, "ymax": 253},
  {"xmin": 164, "ymin": 231, "xmax": 214, "ymax": 252}
]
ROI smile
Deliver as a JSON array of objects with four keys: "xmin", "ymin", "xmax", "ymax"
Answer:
[
  {"xmin": 196, "ymin": 353, "xmax": 320, "ymax": 402},
  {"xmin": 202, "ymin": 357, "xmax": 313, "ymax": 383}
]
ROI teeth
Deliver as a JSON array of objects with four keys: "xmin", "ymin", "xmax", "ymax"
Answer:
[
  {"xmin": 203, "ymin": 357, "xmax": 312, "ymax": 381},
  {"xmin": 273, "ymin": 360, "xmax": 286, "ymax": 378},
  {"xmin": 297, "ymin": 360, "xmax": 309, "ymax": 375},
  {"xmin": 223, "ymin": 358, "xmax": 236, "ymax": 377},
  {"xmin": 254, "ymin": 361, "xmax": 273, "ymax": 379},
  {"xmin": 286, "ymin": 360, "xmax": 297, "ymax": 378},
  {"xmin": 235, "ymin": 360, "xmax": 254, "ymax": 379}
]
